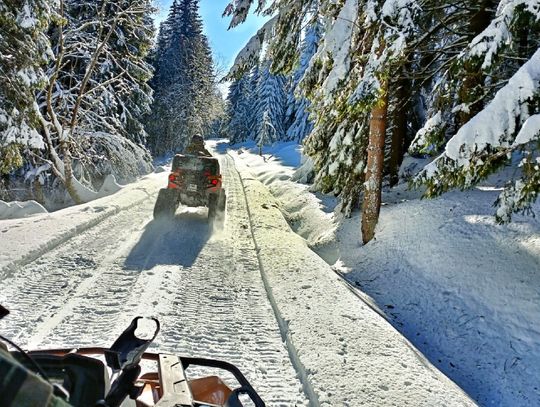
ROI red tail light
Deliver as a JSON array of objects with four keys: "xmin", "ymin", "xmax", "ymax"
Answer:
[
  {"xmin": 168, "ymin": 173, "xmax": 176, "ymax": 182},
  {"xmin": 211, "ymin": 179, "xmax": 218, "ymax": 186}
]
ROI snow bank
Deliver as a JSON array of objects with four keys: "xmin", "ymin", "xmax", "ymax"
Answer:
[
  {"xmin": 230, "ymin": 154, "xmax": 476, "ymax": 406},
  {"xmin": 226, "ymin": 141, "xmax": 338, "ymax": 253},
  {"xmin": 96, "ymin": 174, "xmax": 122, "ymax": 197},
  {"xmin": 0, "ymin": 200, "xmax": 48, "ymax": 220},
  {"xmin": 336, "ymin": 188, "xmax": 540, "ymax": 406},
  {"xmin": 0, "ymin": 172, "xmax": 165, "ymax": 278}
]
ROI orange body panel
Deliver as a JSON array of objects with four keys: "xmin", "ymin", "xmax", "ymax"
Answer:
[{"xmin": 190, "ymin": 376, "xmax": 232, "ymax": 405}]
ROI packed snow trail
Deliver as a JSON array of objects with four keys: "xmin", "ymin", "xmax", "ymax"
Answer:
[
  {"xmin": 0, "ymin": 157, "xmax": 307, "ymax": 405},
  {"xmin": 0, "ymin": 144, "xmax": 478, "ymax": 406}
]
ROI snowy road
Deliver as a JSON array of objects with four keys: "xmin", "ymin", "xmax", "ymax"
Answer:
[
  {"xmin": 0, "ymin": 145, "xmax": 477, "ymax": 406},
  {"xmin": 0, "ymin": 154, "xmax": 307, "ymax": 406}
]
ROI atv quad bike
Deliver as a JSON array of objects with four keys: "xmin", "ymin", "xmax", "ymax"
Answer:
[
  {"xmin": 153, "ymin": 154, "xmax": 226, "ymax": 225},
  {"xmin": 0, "ymin": 307, "xmax": 264, "ymax": 407}
]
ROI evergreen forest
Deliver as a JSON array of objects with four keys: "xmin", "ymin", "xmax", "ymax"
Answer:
[{"xmin": 1, "ymin": 0, "xmax": 539, "ymax": 242}]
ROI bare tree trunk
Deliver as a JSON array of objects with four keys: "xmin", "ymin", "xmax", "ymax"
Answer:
[
  {"xmin": 361, "ymin": 79, "xmax": 389, "ymax": 244},
  {"xmin": 61, "ymin": 142, "xmax": 83, "ymax": 204}
]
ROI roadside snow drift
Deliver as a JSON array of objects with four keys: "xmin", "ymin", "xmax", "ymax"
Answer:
[
  {"xmin": 0, "ymin": 172, "xmax": 164, "ymax": 278},
  {"xmin": 337, "ymin": 188, "xmax": 540, "ymax": 406},
  {"xmin": 0, "ymin": 200, "xmax": 48, "ymax": 220}
]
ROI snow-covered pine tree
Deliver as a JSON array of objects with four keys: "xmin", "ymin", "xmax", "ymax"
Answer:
[
  {"xmin": 355, "ymin": 0, "xmax": 421, "ymax": 243},
  {"xmin": 145, "ymin": 13, "xmax": 179, "ymax": 154},
  {"xmin": 0, "ymin": 1, "xmax": 56, "ymax": 179},
  {"xmin": 226, "ymin": 0, "xmax": 421, "ymax": 242},
  {"xmin": 226, "ymin": 74, "xmax": 254, "ymax": 144},
  {"xmin": 146, "ymin": 0, "xmax": 216, "ymax": 156},
  {"xmin": 414, "ymin": 1, "xmax": 540, "ymax": 222},
  {"xmin": 285, "ymin": 17, "xmax": 321, "ymax": 142},
  {"xmin": 253, "ymin": 62, "xmax": 287, "ymax": 144},
  {"xmin": 246, "ymin": 65, "xmax": 261, "ymax": 141}
]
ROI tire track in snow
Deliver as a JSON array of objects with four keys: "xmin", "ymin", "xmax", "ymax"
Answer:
[
  {"xmin": 0, "ymin": 200, "xmax": 155, "ymax": 347},
  {"xmin": 0, "ymin": 154, "xmax": 308, "ymax": 406},
  {"xmin": 225, "ymin": 153, "xmax": 320, "ymax": 407}
]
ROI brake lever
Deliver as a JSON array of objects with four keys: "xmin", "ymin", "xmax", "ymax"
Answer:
[
  {"xmin": 97, "ymin": 317, "xmax": 160, "ymax": 407},
  {"xmin": 104, "ymin": 317, "xmax": 160, "ymax": 370}
]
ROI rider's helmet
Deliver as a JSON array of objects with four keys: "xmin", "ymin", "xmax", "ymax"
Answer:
[{"xmin": 190, "ymin": 135, "xmax": 204, "ymax": 144}]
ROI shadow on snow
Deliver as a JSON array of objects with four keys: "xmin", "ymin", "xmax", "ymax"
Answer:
[{"xmin": 124, "ymin": 208, "xmax": 210, "ymax": 271}]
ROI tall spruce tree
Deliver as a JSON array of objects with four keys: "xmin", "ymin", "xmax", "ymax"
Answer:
[
  {"xmin": 146, "ymin": 0, "xmax": 215, "ymax": 156},
  {"xmin": 0, "ymin": 0, "xmax": 56, "ymax": 176},
  {"xmin": 285, "ymin": 18, "xmax": 321, "ymax": 142},
  {"xmin": 226, "ymin": 74, "xmax": 254, "ymax": 144},
  {"xmin": 253, "ymin": 63, "xmax": 287, "ymax": 144}
]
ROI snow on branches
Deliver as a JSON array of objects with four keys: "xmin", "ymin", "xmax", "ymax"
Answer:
[
  {"xmin": 0, "ymin": 0, "xmax": 56, "ymax": 158},
  {"xmin": 417, "ymin": 47, "xmax": 540, "ymax": 221},
  {"xmin": 228, "ymin": 16, "xmax": 278, "ymax": 79},
  {"xmin": 0, "ymin": 1, "xmax": 155, "ymax": 205},
  {"xmin": 351, "ymin": 0, "xmax": 419, "ymax": 105},
  {"xmin": 467, "ymin": 0, "xmax": 540, "ymax": 69},
  {"xmin": 311, "ymin": 0, "xmax": 359, "ymax": 97}
]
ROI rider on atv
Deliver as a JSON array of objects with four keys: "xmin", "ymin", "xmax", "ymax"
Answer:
[
  {"xmin": 184, "ymin": 135, "xmax": 211, "ymax": 157},
  {"xmin": 153, "ymin": 135, "xmax": 226, "ymax": 222}
]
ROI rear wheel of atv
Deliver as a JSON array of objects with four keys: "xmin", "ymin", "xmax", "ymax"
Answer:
[{"xmin": 153, "ymin": 189, "xmax": 178, "ymax": 220}]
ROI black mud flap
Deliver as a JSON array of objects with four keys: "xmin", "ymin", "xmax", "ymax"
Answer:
[
  {"xmin": 208, "ymin": 192, "xmax": 218, "ymax": 223},
  {"xmin": 218, "ymin": 190, "xmax": 227, "ymax": 212},
  {"xmin": 208, "ymin": 190, "xmax": 226, "ymax": 228},
  {"xmin": 153, "ymin": 188, "xmax": 179, "ymax": 220}
]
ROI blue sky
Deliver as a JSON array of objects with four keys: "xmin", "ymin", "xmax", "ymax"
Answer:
[{"xmin": 154, "ymin": 0, "xmax": 268, "ymax": 71}]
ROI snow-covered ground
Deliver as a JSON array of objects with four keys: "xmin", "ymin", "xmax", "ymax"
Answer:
[
  {"xmin": 0, "ymin": 172, "xmax": 164, "ymax": 277},
  {"xmin": 0, "ymin": 159, "xmax": 306, "ymax": 405},
  {"xmin": 0, "ymin": 141, "xmax": 477, "ymax": 406},
  {"xmin": 229, "ymin": 140, "xmax": 540, "ymax": 407}
]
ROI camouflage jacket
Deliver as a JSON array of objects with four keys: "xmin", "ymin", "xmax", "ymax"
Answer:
[
  {"xmin": 184, "ymin": 142, "xmax": 212, "ymax": 157},
  {"xmin": 0, "ymin": 343, "xmax": 72, "ymax": 407}
]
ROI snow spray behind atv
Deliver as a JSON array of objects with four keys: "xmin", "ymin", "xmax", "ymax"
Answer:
[
  {"xmin": 0, "ymin": 306, "xmax": 265, "ymax": 407},
  {"xmin": 153, "ymin": 154, "xmax": 226, "ymax": 226}
]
